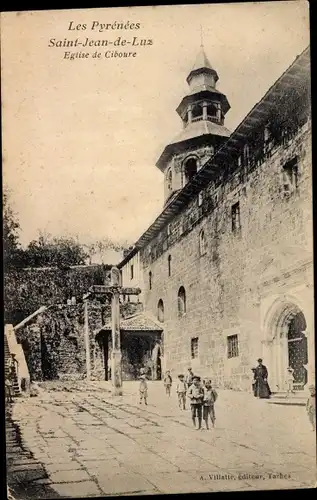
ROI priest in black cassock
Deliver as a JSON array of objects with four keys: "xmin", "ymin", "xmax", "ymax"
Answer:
[{"xmin": 253, "ymin": 358, "xmax": 271, "ymax": 399}]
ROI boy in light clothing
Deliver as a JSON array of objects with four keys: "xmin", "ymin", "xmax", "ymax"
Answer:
[
  {"xmin": 187, "ymin": 376, "xmax": 204, "ymax": 430},
  {"xmin": 286, "ymin": 366, "xmax": 295, "ymax": 396},
  {"xmin": 176, "ymin": 374, "xmax": 187, "ymax": 410},
  {"xmin": 163, "ymin": 370, "xmax": 173, "ymax": 397},
  {"xmin": 203, "ymin": 380, "xmax": 218, "ymax": 429},
  {"xmin": 139, "ymin": 374, "xmax": 148, "ymax": 405}
]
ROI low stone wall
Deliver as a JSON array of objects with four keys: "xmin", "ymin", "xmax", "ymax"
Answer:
[{"xmin": 15, "ymin": 301, "xmax": 142, "ymax": 382}]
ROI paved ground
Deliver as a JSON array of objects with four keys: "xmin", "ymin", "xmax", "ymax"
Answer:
[{"xmin": 6, "ymin": 381, "xmax": 316, "ymax": 498}]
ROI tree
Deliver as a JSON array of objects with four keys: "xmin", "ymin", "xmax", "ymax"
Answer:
[
  {"xmin": 24, "ymin": 233, "xmax": 89, "ymax": 268},
  {"xmin": 3, "ymin": 188, "xmax": 25, "ymax": 269}
]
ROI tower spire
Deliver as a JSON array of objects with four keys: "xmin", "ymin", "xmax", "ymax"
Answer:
[{"xmin": 200, "ymin": 24, "xmax": 204, "ymax": 48}]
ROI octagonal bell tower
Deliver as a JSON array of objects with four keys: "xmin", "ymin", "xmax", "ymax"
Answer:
[{"xmin": 156, "ymin": 46, "xmax": 231, "ymax": 205}]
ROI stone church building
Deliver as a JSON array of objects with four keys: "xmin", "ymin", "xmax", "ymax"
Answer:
[
  {"xmin": 8, "ymin": 45, "xmax": 312, "ymax": 395},
  {"xmin": 113, "ymin": 45, "xmax": 313, "ymax": 393}
]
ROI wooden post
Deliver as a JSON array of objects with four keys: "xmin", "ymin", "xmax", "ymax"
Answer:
[
  {"xmin": 202, "ymin": 101, "xmax": 208, "ymax": 120},
  {"xmin": 83, "ymin": 295, "xmax": 91, "ymax": 381},
  {"xmin": 187, "ymin": 104, "xmax": 193, "ymax": 123},
  {"xmin": 111, "ymin": 289, "xmax": 122, "ymax": 396},
  {"xmin": 87, "ymin": 268, "xmax": 140, "ymax": 396},
  {"xmin": 110, "ymin": 267, "xmax": 122, "ymax": 396}
]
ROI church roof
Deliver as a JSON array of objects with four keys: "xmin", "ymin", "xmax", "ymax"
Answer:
[
  {"xmin": 191, "ymin": 47, "xmax": 214, "ymax": 72},
  {"xmin": 164, "ymin": 190, "xmax": 181, "ymax": 207},
  {"xmin": 98, "ymin": 312, "xmax": 163, "ymax": 333},
  {"xmin": 156, "ymin": 120, "xmax": 231, "ymax": 170},
  {"xmin": 186, "ymin": 47, "xmax": 218, "ymax": 84},
  {"xmin": 172, "ymin": 120, "xmax": 231, "ymax": 143},
  {"xmin": 176, "ymin": 87, "xmax": 230, "ymax": 118}
]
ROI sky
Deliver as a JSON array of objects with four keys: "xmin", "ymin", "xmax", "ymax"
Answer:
[{"xmin": 1, "ymin": 1, "xmax": 310, "ymax": 249}]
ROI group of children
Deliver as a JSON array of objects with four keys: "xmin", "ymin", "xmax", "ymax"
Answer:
[
  {"xmin": 139, "ymin": 366, "xmax": 316, "ymax": 433},
  {"xmin": 164, "ymin": 370, "xmax": 218, "ymax": 430},
  {"xmin": 139, "ymin": 367, "xmax": 218, "ymax": 430}
]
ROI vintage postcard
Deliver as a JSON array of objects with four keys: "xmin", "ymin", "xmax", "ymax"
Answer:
[{"xmin": 2, "ymin": 1, "xmax": 315, "ymax": 498}]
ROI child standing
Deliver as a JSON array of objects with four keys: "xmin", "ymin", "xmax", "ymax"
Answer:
[
  {"xmin": 286, "ymin": 366, "xmax": 295, "ymax": 396},
  {"xmin": 176, "ymin": 374, "xmax": 187, "ymax": 410},
  {"xmin": 139, "ymin": 374, "xmax": 148, "ymax": 405},
  {"xmin": 306, "ymin": 385, "xmax": 316, "ymax": 431},
  {"xmin": 203, "ymin": 380, "xmax": 218, "ymax": 429},
  {"xmin": 187, "ymin": 376, "xmax": 204, "ymax": 430},
  {"xmin": 5, "ymin": 375, "xmax": 13, "ymax": 404},
  {"xmin": 185, "ymin": 368, "xmax": 194, "ymax": 389},
  {"xmin": 163, "ymin": 370, "xmax": 173, "ymax": 397}
]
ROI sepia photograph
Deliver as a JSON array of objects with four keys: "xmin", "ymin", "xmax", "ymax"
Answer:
[{"xmin": 1, "ymin": 1, "xmax": 315, "ymax": 498}]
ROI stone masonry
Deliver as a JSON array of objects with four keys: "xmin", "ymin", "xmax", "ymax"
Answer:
[
  {"xmin": 120, "ymin": 48, "xmax": 313, "ymax": 392},
  {"xmin": 141, "ymin": 121, "xmax": 312, "ymax": 389}
]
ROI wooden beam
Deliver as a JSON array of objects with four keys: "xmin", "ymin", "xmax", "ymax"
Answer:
[{"xmin": 89, "ymin": 285, "xmax": 141, "ymax": 295}]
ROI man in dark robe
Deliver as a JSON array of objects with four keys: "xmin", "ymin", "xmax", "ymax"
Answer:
[{"xmin": 254, "ymin": 359, "xmax": 271, "ymax": 399}]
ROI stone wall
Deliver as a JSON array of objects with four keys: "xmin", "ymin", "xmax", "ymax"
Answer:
[
  {"xmin": 16, "ymin": 300, "xmax": 142, "ymax": 382},
  {"xmin": 164, "ymin": 144, "xmax": 216, "ymax": 201},
  {"xmin": 4, "ymin": 264, "xmax": 111, "ymax": 326},
  {"xmin": 140, "ymin": 119, "xmax": 313, "ymax": 390}
]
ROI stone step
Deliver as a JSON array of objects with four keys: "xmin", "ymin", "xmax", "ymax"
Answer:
[{"xmin": 267, "ymin": 393, "xmax": 307, "ymax": 406}]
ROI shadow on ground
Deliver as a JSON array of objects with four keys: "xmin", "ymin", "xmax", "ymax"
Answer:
[{"xmin": 6, "ymin": 407, "xmax": 61, "ymax": 500}]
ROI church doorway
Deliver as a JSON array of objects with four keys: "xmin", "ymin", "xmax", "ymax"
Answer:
[
  {"xmin": 287, "ymin": 311, "xmax": 308, "ymax": 389},
  {"xmin": 265, "ymin": 303, "xmax": 308, "ymax": 392}
]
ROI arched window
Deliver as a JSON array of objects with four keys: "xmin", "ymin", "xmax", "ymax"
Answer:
[
  {"xmin": 167, "ymin": 168, "xmax": 173, "ymax": 191},
  {"xmin": 157, "ymin": 299, "xmax": 164, "ymax": 323},
  {"xmin": 178, "ymin": 286, "xmax": 186, "ymax": 316},
  {"xmin": 168, "ymin": 255, "xmax": 171, "ymax": 277},
  {"xmin": 149, "ymin": 271, "xmax": 152, "ymax": 290},
  {"xmin": 184, "ymin": 157, "xmax": 198, "ymax": 184},
  {"xmin": 199, "ymin": 229, "xmax": 206, "ymax": 256},
  {"xmin": 192, "ymin": 103, "xmax": 202, "ymax": 120}
]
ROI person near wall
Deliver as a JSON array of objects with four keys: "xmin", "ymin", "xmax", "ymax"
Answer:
[
  {"xmin": 163, "ymin": 370, "xmax": 173, "ymax": 397},
  {"xmin": 176, "ymin": 374, "xmax": 187, "ymax": 410},
  {"xmin": 251, "ymin": 368, "xmax": 257, "ymax": 396},
  {"xmin": 9, "ymin": 354, "xmax": 19, "ymax": 387},
  {"xmin": 5, "ymin": 375, "xmax": 13, "ymax": 404},
  {"xmin": 306, "ymin": 385, "xmax": 316, "ymax": 431},
  {"xmin": 202, "ymin": 380, "xmax": 218, "ymax": 430},
  {"xmin": 187, "ymin": 375, "xmax": 204, "ymax": 430},
  {"xmin": 139, "ymin": 374, "xmax": 148, "ymax": 405},
  {"xmin": 254, "ymin": 358, "xmax": 271, "ymax": 399},
  {"xmin": 286, "ymin": 366, "xmax": 295, "ymax": 397},
  {"xmin": 185, "ymin": 367, "xmax": 194, "ymax": 388},
  {"xmin": 6, "ymin": 354, "xmax": 19, "ymax": 403}
]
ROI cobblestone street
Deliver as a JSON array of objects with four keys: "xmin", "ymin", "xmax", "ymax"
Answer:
[{"xmin": 6, "ymin": 382, "xmax": 316, "ymax": 498}]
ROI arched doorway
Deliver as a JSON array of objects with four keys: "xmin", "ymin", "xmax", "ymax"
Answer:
[
  {"xmin": 287, "ymin": 311, "xmax": 308, "ymax": 389},
  {"xmin": 264, "ymin": 302, "xmax": 308, "ymax": 392}
]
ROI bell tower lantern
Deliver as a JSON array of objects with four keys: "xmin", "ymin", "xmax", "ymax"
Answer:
[{"xmin": 156, "ymin": 46, "xmax": 231, "ymax": 205}]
